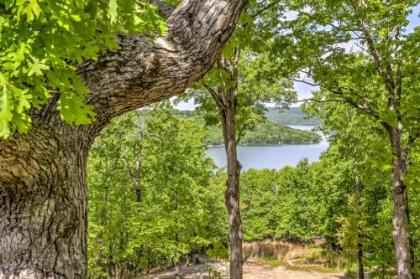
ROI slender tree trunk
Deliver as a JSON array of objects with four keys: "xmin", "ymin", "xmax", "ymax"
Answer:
[
  {"xmin": 220, "ymin": 89, "xmax": 243, "ymax": 279},
  {"xmin": 388, "ymin": 125, "xmax": 412, "ymax": 279},
  {"xmin": 132, "ymin": 116, "xmax": 146, "ymax": 203},
  {"xmin": 133, "ymin": 151, "xmax": 142, "ymax": 202},
  {"xmin": 357, "ymin": 240, "xmax": 364, "ymax": 279},
  {"xmin": 354, "ymin": 176, "xmax": 364, "ymax": 279},
  {"xmin": 207, "ymin": 49, "xmax": 243, "ymax": 279},
  {"xmin": 125, "ymin": 149, "xmax": 142, "ymax": 203}
]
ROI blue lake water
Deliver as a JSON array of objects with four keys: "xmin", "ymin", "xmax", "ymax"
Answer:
[{"xmin": 206, "ymin": 126, "xmax": 329, "ymax": 170}]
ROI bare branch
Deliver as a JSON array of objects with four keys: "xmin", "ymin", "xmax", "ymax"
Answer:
[
  {"xmin": 290, "ymin": 98, "xmax": 342, "ymax": 104},
  {"xmin": 291, "ymin": 78, "xmax": 319, "ymax": 87},
  {"xmin": 204, "ymin": 84, "xmax": 225, "ymax": 110},
  {"xmin": 250, "ymin": 0, "xmax": 282, "ymax": 18},
  {"xmin": 328, "ymin": 85, "xmax": 381, "ymax": 121}
]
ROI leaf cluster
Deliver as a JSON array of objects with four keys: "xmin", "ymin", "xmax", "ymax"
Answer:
[{"xmin": 0, "ymin": 0, "xmax": 166, "ymax": 137}]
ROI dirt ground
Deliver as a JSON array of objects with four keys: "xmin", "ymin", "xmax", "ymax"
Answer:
[{"xmin": 143, "ymin": 261, "xmax": 346, "ymax": 279}]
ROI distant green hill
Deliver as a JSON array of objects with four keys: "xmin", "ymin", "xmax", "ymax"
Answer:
[
  {"xmin": 175, "ymin": 109, "xmax": 321, "ymax": 145},
  {"xmin": 205, "ymin": 121, "xmax": 321, "ymax": 145},
  {"xmin": 264, "ymin": 107, "xmax": 320, "ymax": 125}
]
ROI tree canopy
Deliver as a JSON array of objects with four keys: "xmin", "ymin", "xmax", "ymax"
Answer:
[{"xmin": 0, "ymin": 0, "xmax": 166, "ymax": 137}]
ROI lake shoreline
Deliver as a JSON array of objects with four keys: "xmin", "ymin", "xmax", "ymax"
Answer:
[
  {"xmin": 206, "ymin": 125, "xmax": 328, "ymax": 170},
  {"xmin": 207, "ymin": 141, "xmax": 321, "ymax": 148}
]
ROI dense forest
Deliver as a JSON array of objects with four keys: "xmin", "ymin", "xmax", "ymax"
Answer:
[
  {"xmin": 87, "ymin": 104, "xmax": 419, "ymax": 278},
  {"xmin": 0, "ymin": 0, "xmax": 418, "ymax": 279}
]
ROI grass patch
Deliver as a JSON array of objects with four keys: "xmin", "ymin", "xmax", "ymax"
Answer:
[
  {"xmin": 250, "ymin": 245, "xmax": 350, "ymax": 274},
  {"xmin": 253, "ymin": 257, "xmax": 284, "ymax": 268},
  {"xmin": 287, "ymin": 246, "xmax": 348, "ymax": 272},
  {"xmin": 283, "ymin": 262, "xmax": 343, "ymax": 273}
]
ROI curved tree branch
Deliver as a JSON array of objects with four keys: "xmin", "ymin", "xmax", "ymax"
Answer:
[{"xmin": 78, "ymin": 0, "xmax": 247, "ymax": 128}]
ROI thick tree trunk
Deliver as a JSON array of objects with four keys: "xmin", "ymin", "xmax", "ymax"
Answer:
[
  {"xmin": 221, "ymin": 90, "xmax": 243, "ymax": 279},
  {"xmin": 0, "ymin": 123, "xmax": 92, "ymax": 278},
  {"xmin": 0, "ymin": 0, "xmax": 247, "ymax": 277},
  {"xmin": 389, "ymin": 125, "xmax": 412, "ymax": 279}
]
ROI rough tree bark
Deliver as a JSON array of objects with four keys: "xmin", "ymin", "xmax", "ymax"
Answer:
[
  {"xmin": 0, "ymin": 124, "xmax": 90, "ymax": 279},
  {"xmin": 207, "ymin": 50, "xmax": 243, "ymax": 279},
  {"xmin": 0, "ymin": 0, "xmax": 247, "ymax": 278},
  {"xmin": 388, "ymin": 123, "xmax": 412, "ymax": 279},
  {"xmin": 222, "ymin": 91, "xmax": 243, "ymax": 279}
]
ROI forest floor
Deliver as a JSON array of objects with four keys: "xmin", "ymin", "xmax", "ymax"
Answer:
[{"xmin": 143, "ymin": 261, "xmax": 347, "ymax": 279}]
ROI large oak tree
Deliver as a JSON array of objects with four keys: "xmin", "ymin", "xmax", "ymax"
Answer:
[{"xmin": 0, "ymin": 0, "xmax": 247, "ymax": 277}]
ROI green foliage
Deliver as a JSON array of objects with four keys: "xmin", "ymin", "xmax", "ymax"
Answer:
[
  {"xmin": 188, "ymin": 51, "xmax": 296, "ymax": 140},
  {"xmin": 406, "ymin": 141, "xmax": 420, "ymax": 276},
  {"xmin": 305, "ymin": 96, "xmax": 409, "ymax": 275},
  {"xmin": 87, "ymin": 104, "xmax": 227, "ymax": 278},
  {"xmin": 84, "ymin": 1, "xmax": 419, "ymax": 277},
  {"xmin": 86, "ymin": 101, "xmax": 419, "ymax": 276},
  {"xmin": 269, "ymin": 2, "xmax": 419, "ymax": 275},
  {"xmin": 0, "ymin": 0, "xmax": 166, "ymax": 137},
  {"xmin": 271, "ymin": 0, "xmax": 420, "ymax": 165},
  {"xmin": 239, "ymin": 158, "xmax": 348, "ymax": 243},
  {"xmin": 240, "ymin": 121, "xmax": 320, "ymax": 145},
  {"xmin": 275, "ymin": 160, "xmax": 323, "ymax": 240},
  {"xmin": 241, "ymin": 169, "xmax": 278, "ymax": 240}
]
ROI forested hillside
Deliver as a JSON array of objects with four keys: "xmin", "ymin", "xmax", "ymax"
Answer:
[
  {"xmin": 176, "ymin": 109, "xmax": 321, "ymax": 145},
  {"xmin": 87, "ymin": 105, "xmax": 420, "ymax": 278},
  {"xmin": 264, "ymin": 107, "xmax": 320, "ymax": 126},
  {"xmin": 206, "ymin": 121, "xmax": 320, "ymax": 145}
]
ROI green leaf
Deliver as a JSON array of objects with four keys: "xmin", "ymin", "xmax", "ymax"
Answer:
[
  {"xmin": 28, "ymin": 58, "xmax": 49, "ymax": 77},
  {"xmin": 21, "ymin": 0, "xmax": 42, "ymax": 22},
  {"xmin": 0, "ymin": 84, "xmax": 13, "ymax": 138},
  {"xmin": 58, "ymin": 93, "xmax": 96, "ymax": 125},
  {"xmin": 108, "ymin": 0, "xmax": 118, "ymax": 24},
  {"xmin": 0, "ymin": 0, "xmax": 166, "ymax": 137}
]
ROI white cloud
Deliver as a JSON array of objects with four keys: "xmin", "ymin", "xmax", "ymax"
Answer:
[{"xmin": 172, "ymin": 97, "xmax": 196, "ymax": 111}]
